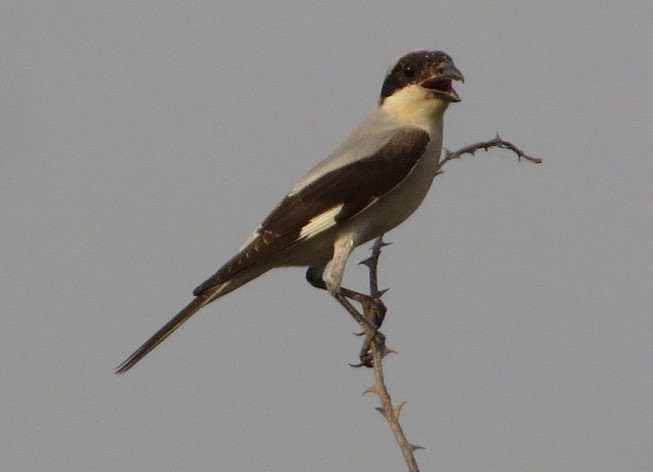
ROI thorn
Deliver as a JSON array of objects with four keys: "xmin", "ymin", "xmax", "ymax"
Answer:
[
  {"xmin": 358, "ymin": 257, "xmax": 374, "ymax": 267},
  {"xmin": 378, "ymin": 240, "xmax": 392, "ymax": 248},
  {"xmin": 362, "ymin": 385, "xmax": 378, "ymax": 396},
  {"xmin": 375, "ymin": 406, "xmax": 386, "ymax": 415},
  {"xmin": 495, "ymin": 132, "xmax": 501, "ymax": 141},
  {"xmin": 392, "ymin": 401, "xmax": 406, "ymax": 417},
  {"xmin": 377, "ymin": 288, "xmax": 390, "ymax": 297},
  {"xmin": 380, "ymin": 345, "xmax": 396, "ymax": 358},
  {"xmin": 409, "ymin": 443, "xmax": 425, "ymax": 452}
]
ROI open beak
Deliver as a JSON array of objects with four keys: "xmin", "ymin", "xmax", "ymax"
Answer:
[{"xmin": 420, "ymin": 64, "xmax": 464, "ymax": 102}]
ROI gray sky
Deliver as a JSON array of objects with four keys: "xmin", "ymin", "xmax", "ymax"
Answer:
[{"xmin": 2, "ymin": 1, "xmax": 652, "ymax": 471}]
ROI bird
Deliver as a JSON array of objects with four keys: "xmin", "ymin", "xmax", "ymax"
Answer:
[{"xmin": 116, "ymin": 50, "xmax": 463, "ymax": 373}]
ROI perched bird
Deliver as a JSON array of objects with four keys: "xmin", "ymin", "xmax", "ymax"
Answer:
[{"xmin": 116, "ymin": 50, "xmax": 463, "ymax": 373}]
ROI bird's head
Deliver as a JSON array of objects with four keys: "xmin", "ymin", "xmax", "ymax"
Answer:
[{"xmin": 379, "ymin": 50, "xmax": 463, "ymax": 124}]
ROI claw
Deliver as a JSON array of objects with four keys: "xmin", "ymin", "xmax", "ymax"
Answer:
[{"xmin": 357, "ymin": 347, "xmax": 375, "ymax": 367}]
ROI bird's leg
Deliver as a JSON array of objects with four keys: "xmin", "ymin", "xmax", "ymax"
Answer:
[
  {"xmin": 331, "ymin": 289, "xmax": 385, "ymax": 369},
  {"xmin": 305, "ymin": 257, "xmax": 386, "ymax": 329},
  {"xmin": 306, "ymin": 236, "xmax": 377, "ymax": 334},
  {"xmin": 310, "ymin": 235, "xmax": 390, "ymax": 367},
  {"xmin": 333, "ymin": 291, "xmax": 377, "ymax": 336},
  {"xmin": 306, "ymin": 266, "xmax": 378, "ymax": 334},
  {"xmin": 305, "ymin": 236, "xmax": 388, "ymax": 367},
  {"xmin": 306, "ymin": 267, "xmax": 369, "ymax": 302}
]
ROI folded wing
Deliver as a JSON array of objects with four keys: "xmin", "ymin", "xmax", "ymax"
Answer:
[{"xmin": 193, "ymin": 127, "xmax": 430, "ymax": 295}]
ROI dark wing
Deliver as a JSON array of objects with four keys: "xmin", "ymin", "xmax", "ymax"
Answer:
[{"xmin": 193, "ymin": 127, "xmax": 429, "ymax": 295}]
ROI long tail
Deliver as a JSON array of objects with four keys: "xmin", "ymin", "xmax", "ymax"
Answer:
[{"xmin": 115, "ymin": 282, "xmax": 230, "ymax": 374}]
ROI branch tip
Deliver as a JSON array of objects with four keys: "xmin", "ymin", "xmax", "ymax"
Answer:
[{"xmin": 440, "ymin": 135, "xmax": 542, "ymax": 167}]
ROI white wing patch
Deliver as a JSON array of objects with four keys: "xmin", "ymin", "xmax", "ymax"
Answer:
[{"xmin": 299, "ymin": 204, "xmax": 344, "ymax": 240}]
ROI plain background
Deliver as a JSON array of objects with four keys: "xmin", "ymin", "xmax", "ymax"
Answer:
[{"xmin": 2, "ymin": 1, "xmax": 652, "ymax": 471}]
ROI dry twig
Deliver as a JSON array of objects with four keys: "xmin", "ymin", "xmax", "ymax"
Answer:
[
  {"xmin": 440, "ymin": 134, "xmax": 542, "ymax": 168},
  {"xmin": 362, "ymin": 238, "xmax": 423, "ymax": 472}
]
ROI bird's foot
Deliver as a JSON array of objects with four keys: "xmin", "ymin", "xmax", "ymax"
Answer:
[{"xmin": 349, "ymin": 296, "xmax": 388, "ymax": 368}]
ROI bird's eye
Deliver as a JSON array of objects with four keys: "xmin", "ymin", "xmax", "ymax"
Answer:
[{"xmin": 402, "ymin": 65, "xmax": 416, "ymax": 79}]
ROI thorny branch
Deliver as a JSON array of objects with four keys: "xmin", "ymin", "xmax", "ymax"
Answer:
[
  {"xmin": 342, "ymin": 137, "xmax": 540, "ymax": 472},
  {"xmin": 361, "ymin": 238, "xmax": 423, "ymax": 472},
  {"xmin": 440, "ymin": 134, "xmax": 542, "ymax": 168}
]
